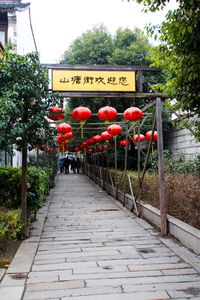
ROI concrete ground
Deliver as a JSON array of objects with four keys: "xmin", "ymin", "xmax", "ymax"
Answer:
[{"xmin": 0, "ymin": 173, "xmax": 200, "ymax": 300}]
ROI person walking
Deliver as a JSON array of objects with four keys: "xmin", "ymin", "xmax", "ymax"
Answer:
[
  {"xmin": 59, "ymin": 159, "xmax": 64, "ymax": 173},
  {"xmin": 76, "ymin": 157, "xmax": 81, "ymax": 174},
  {"xmin": 64, "ymin": 156, "xmax": 70, "ymax": 174}
]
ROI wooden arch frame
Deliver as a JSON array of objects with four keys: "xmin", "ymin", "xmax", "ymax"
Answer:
[{"xmin": 45, "ymin": 63, "xmax": 168, "ymax": 236}]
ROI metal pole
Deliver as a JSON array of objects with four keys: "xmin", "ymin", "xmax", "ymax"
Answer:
[{"xmin": 156, "ymin": 97, "xmax": 167, "ymax": 236}]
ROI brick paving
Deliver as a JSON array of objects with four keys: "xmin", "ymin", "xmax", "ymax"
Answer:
[{"xmin": 0, "ymin": 173, "xmax": 200, "ymax": 300}]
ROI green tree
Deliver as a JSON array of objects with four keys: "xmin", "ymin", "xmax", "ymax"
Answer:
[
  {"xmin": 0, "ymin": 47, "xmax": 60, "ymax": 238},
  {"xmin": 61, "ymin": 25, "xmax": 114, "ymax": 64},
  {"xmin": 108, "ymin": 27, "xmax": 151, "ymax": 65},
  {"xmin": 129, "ymin": 0, "xmax": 200, "ymax": 140}
]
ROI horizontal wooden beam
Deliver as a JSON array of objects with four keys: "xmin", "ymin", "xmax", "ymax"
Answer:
[
  {"xmin": 56, "ymin": 92, "xmax": 167, "ymax": 98},
  {"xmin": 44, "ymin": 63, "xmax": 162, "ymax": 72}
]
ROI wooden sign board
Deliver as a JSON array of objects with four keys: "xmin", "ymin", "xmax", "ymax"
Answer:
[{"xmin": 52, "ymin": 69, "xmax": 136, "ymax": 92}]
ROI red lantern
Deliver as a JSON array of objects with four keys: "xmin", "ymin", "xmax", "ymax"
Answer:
[
  {"xmin": 120, "ymin": 139, "xmax": 131, "ymax": 147},
  {"xmin": 101, "ymin": 131, "xmax": 113, "ymax": 141},
  {"xmin": 65, "ymin": 132, "xmax": 73, "ymax": 139},
  {"xmin": 56, "ymin": 122, "xmax": 72, "ymax": 134},
  {"xmin": 47, "ymin": 106, "xmax": 64, "ymax": 121},
  {"xmin": 88, "ymin": 149, "xmax": 94, "ymax": 153},
  {"xmin": 98, "ymin": 106, "xmax": 117, "ymax": 123},
  {"xmin": 71, "ymin": 106, "xmax": 92, "ymax": 124},
  {"xmin": 123, "ymin": 107, "xmax": 143, "ymax": 122},
  {"xmin": 93, "ymin": 135, "xmax": 102, "ymax": 143},
  {"xmin": 133, "ymin": 134, "xmax": 146, "ymax": 142},
  {"xmin": 146, "ymin": 131, "xmax": 158, "ymax": 141},
  {"xmin": 107, "ymin": 124, "xmax": 122, "ymax": 137},
  {"xmin": 45, "ymin": 147, "xmax": 52, "ymax": 153}
]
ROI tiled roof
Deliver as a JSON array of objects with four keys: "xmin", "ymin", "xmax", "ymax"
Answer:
[{"xmin": 0, "ymin": 2, "xmax": 30, "ymax": 11}]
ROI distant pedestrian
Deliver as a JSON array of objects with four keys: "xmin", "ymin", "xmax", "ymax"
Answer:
[
  {"xmin": 64, "ymin": 156, "xmax": 70, "ymax": 174},
  {"xmin": 59, "ymin": 159, "xmax": 64, "ymax": 173},
  {"xmin": 76, "ymin": 157, "xmax": 81, "ymax": 174},
  {"xmin": 71, "ymin": 158, "xmax": 76, "ymax": 173}
]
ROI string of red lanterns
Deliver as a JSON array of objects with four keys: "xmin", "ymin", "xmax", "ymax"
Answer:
[{"xmin": 46, "ymin": 105, "xmax": 158, "ymax": 155}]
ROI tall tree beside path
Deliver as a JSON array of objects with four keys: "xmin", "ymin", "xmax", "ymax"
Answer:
[
  {"xmin": 0, "ymin": 47, "xmax": 60, "ymax": 238},
  {"xmin": 128, "ymin": 0, "xmax": 200, "ymax": 140}
]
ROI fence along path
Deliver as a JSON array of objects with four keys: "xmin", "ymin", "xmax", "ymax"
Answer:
[{"xmin": 1, "ymin": 173, "xmax": 200, "ymax": 300}]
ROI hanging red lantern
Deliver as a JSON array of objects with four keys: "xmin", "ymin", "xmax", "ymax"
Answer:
[
  {"xmin": 93, "ymin": 135, "xmax": 102, "ymax": 143},
  {"xmin": 98, "ymin": 106, "xmax": 117, "ymax": 123},
  {"xmin": 133, "ymin": 134, "xmax": 146, "ymax": 142},
  {"xmin": 56, "ymin": 122, "xmax": 72, "ymax": 134},
  {"xmin": 97, "ymin": 146, "xmax": 104, "ymax": 152},
  {"xmin": 146, "ymin": 131, "xmax": 158, "ymax": 141},
  {"xmin": 101, "ymin": 131, "xmax": 113, "ymax": 141},
  {"xmin": 47, "ymin": 106, "xmax": 64, "ymax": 121},
  {"xmin": 71, "ymin": 106, "xmax": 92, "ymax": 124},
  {"xmin": 123, "ymin": 107, "xmax": 143, "ymax": 122},
  {"xmin": 45, "ymin": 147, "xmax": 52, "ymax": 153},
  {"xmin": 120, "ymin": 139, "xmax": 131, "ymax": 147},
  {"xmin": 107, "ymin": 124, "xmax": 122, "ymax": 138},
  {"xmin": 88, "ymin": 149, "xmax": 94, "ymax": 153},
  {"xmin": 64, "ymin": 132, "xmax": 73, "ymax": 139}
]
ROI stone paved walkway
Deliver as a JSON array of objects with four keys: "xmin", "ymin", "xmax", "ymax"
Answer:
[{"xmin": 0, "ymin": 173, "xmax": 200, "ymax": 300}]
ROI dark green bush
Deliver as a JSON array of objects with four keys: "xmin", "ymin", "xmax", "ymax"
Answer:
[
  {"xmin": 27, "ymin": 167, "xmax": 49, "ymax": 214},
  {"xmin": 148, "ymin": 151, "xmax": 200, "ymax": 175},
  {"xmin": 0, "ymin": 166, "xmax": 21, "ymax": 208},
  {"xmin": 0, "ymin": 208, "xmax": 22, "ymax": 240},
  {"xmin": 0, "ymin": 165, "xmax": 51, "ymax": 214}
]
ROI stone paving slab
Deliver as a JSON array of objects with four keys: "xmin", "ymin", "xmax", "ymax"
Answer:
[{"xmin": 0, "ymin": 173, "xmax": 200, "ymax": 300}]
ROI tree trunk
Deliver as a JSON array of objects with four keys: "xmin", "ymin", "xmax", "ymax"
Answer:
[{"xmin": 21, "ymin": 144, "xmax": 28, "ymax": 239}]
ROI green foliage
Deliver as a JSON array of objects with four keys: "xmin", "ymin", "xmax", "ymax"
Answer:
[
  {"xmin": 108, "ymin": 27, "xmax": 152, "ymax": 66},
  {"xmin": 129, "ymin": 0, "xmax": 200, "ymax": 140},
  {"xmin": 0, "ymin": 47, "xmax": 60, "ymax": 152},
  {"xmin": 61, "ymin": 25, "xmax": 114, "ymax": 64},
  {"xmin": 0, "ymin": 208, "xmax": 22, "ymax": 240},
  {"xmin": 27, "ymin": 167, "xmax": 49, "ymax": 213},
  {"xmin": 0, "ymin": 165, "xmax": 51, "ymax": 212},
  {"xmin": 148, "ymin": 150, "xmax": 200, "ymax": 175},
  {"xmin": 0, "ymin": 166, "xmax": 21, "ymax": 208}
]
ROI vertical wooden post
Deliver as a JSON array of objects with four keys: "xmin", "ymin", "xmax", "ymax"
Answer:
[
  {"xmin": 137, "ymin": 70, "xmax": 143, "ymax": 93},
  {"xmin": 114, "ymin": 138, "xmax": 117, "ymax": 170},
  {"xmin": 156, "ymin": 97, "xmax": 167, "ymax": 236},
  {"xmin": 124, "ymin": 123, "xmax": 128, "ymax": 171},
  {"xmin": 21, "ymin": 144, "xmax": 28, "ymax": 239},
  {"xmin": 137, "ymin": 120, "xmax": 141, "ymax": 207}
]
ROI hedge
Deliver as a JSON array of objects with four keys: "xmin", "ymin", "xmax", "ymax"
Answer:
[{"xmin": 0, "ymin": 165, "xmax": 53, "ymax": 212}]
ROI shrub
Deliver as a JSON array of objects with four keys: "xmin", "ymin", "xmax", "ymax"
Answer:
[
  {"xmin": 0, "ymin": 166, "xmax": 50, "ymax": 214},
  {"xmin": 0, "ymin": 166, "xmax": 21, "ymax": 208},
  {"xmin": 0, "ymin": 208, "xmax": 22, "ymax": 240},
  {"xmin": 148, "ymin": 151, "xmax": 200, "ymax": 175},
  {"xmin": 27, "ymin": 167, "xmax": 49, "ymax": 215}
]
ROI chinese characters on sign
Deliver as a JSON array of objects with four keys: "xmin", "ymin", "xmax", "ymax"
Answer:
[{"xmin": 52, "ymin": 70, "xmax": 136, "ymax": 92}]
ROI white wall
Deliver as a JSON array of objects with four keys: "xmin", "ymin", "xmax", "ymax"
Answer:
[
  {"xmin": 164, "ymin": 126, "xmax": 200, "ymax": 160},
  {"xmin": 16, "ymin": 8, "xmax": 36, "ymax": 54}
]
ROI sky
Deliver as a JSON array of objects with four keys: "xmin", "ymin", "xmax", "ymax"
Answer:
[{"xmin": 24, "ymin": 0, "xmax": 177, "ymax": 64}]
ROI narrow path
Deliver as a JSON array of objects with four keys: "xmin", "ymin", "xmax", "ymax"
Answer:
[{"xmin": 0, "ymin": 173, "xmax": 200, "ymax": 300}]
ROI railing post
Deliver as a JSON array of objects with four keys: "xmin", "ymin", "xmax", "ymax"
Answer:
[{"xmin": 156, "ymin": 97, "xmax": 167, "ymax": 236}]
